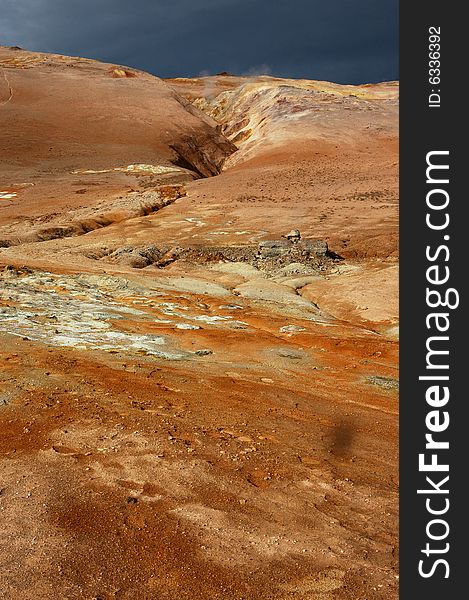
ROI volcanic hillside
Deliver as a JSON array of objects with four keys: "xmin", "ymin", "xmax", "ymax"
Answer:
[{"xmin": 0, "ymin": 47, "xmax": 399, "ymax": 600}]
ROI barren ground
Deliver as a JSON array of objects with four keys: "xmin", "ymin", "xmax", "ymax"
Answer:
[{"xmin": 1, "ymin": 47, "xmax": 398, "ymax": 600}]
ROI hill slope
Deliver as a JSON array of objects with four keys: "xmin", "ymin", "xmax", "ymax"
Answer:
[{"xmin": 0, "ymin": 49, "xmax": 399, "ymax": 600}]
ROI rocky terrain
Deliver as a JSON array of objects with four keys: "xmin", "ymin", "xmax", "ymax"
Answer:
[{"xmin": 0, "ymin": 47, "xmax": 398, "ymax": 599}]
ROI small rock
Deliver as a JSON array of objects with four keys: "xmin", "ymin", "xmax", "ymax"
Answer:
[
  {"xmin": 283, "ymin": 229, "xmax": 301, "ymax": 242},
  {"xmin": 258, "ymin": 239, "xmax": 291, "ymax": 257},
  {"xmin": 194, "ymin": 349, "xmax": 213, "ymax": 356},
  {"xmin": 228, "ymin": 321, "xmax": 248, "ymax": 329},
  {"xmin": 366, "ymin": 376, "xmax": 399, "ymax": 391},
  {"xmin": 276, "ymin": 348, "xmax": 305, "ymax": 360}
]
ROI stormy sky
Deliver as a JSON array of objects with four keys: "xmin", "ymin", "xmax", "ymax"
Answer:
[{"xmin": 0, "ymin": 0, "xmax": 398, "ymax": 84}]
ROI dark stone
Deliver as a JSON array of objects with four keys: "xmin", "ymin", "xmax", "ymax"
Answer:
[
  {"xmin": 298, "ymin": 239, "xmax": 329, "ymax": 256},
  {"xmin": 195, "ymin": 349, "xmax": 213, "ymax": 356}
]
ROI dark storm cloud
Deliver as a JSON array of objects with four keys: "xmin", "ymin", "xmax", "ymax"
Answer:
[{"xmin": 0, "ymin": 0, "xmax": 398, "ymax": 83}]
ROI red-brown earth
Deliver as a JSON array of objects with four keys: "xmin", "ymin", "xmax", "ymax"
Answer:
[{"xmin": 0, "ymin": 47, "xmax": 398, "ymax": 599}]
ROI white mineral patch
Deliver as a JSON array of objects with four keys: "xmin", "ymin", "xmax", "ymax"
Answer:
[
  {"xmin": 0, "ymin": 191, "xmax": 17, "ymax": 200},
  {"xmin": 191, "ymin": 315, "xmax": 231, "ymax": 323},
  {"xmin": 0, "ymin": 272, "xmax": 186, "ymax": 358},
  {"xmin": 184, "ymin": 218, "xmax": 205, "ymax": 226},
  {"xmin": 0, "ymin": 271, "xmax": 246, "ymax": 357},
  {"xmin": 280, "ymin": 325, "xmax": 306, "ymax": 333},
  {"xmin": 158, "ymin": 302, "xmax": 187, "ymax": 311},
  {"xmin": 72, "ymin": 164, "xmax": 181, "ymax": 175}
]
